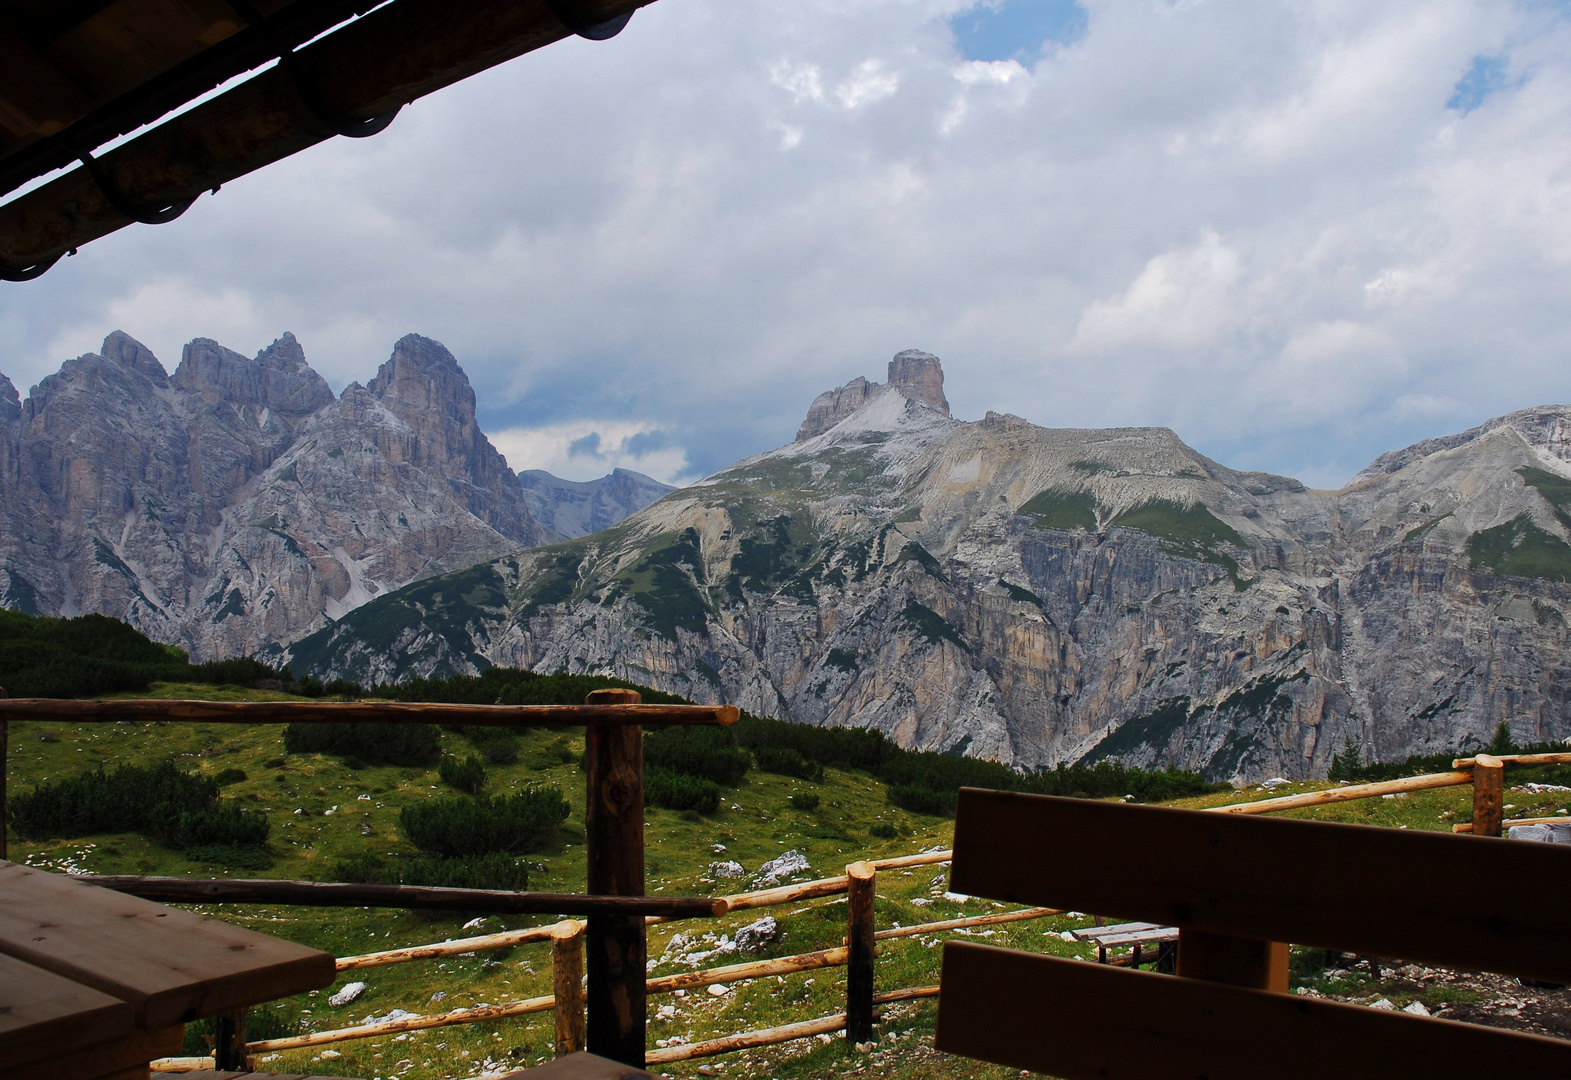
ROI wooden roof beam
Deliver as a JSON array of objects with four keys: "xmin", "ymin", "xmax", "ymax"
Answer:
[
  {"xmin": 0, "ymin": 24, "xmax": 97, "ymax": 139},
  {"xmin": 0, "ymin": 0, "xmax": 653, "ymax": 278}
]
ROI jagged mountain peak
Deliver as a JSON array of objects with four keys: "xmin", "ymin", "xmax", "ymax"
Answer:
[
  {"xmin": 172, "ymin": 333, "xmax": 334, "ymax": 416},
  {"xmin": 99, "ymin": 331, "xmax": 168, "ymax": 383},
  {"xmin": 0, "ymin": 371, "xmax": 18, "ymax": 418},
  {"xmin": 796, "ymin": 349, "xmax": 952, "ymax": 442}
]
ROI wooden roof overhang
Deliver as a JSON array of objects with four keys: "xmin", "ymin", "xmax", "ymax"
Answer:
[{"xmin": 0, "ymin": 0, "xmax": 652, "ymax": 281}]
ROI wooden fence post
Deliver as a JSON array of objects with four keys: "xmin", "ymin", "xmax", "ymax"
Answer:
[
  {"xmin": 583, "ymin": 688, "xmax": 645, "ymax": 1068},
  {"xmin": 552, "ymin": 920, "xmax": 587, "ymax": 1056},
  {"xmin": 1176, "ymin": 931, "xmax": 1288, "ymax": 992},
  {"xmin": 846, "ymin": 860, "xmax": 877, "ymax": 1045},
  {"xmin": 214, "ymin": 1008, "xmax": 248, "ymax": 1071},
  {"xmin": 1471, "ymin": 753, "xmax": 1505, "ymax": 838}
]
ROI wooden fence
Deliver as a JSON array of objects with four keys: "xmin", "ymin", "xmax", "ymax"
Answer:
[{"xmin": 7, "ymin": 689, "xmax": 1568, "ymax": 1073}]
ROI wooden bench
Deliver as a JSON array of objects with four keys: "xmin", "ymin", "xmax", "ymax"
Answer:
[
  {"xmin": 933, "ymin": 790, "xmax": 1571, "ymax": 1079},
  {"xmin": 1070, "ymin": 921, "xmax": 1178, "ymax": 968},
  {"xmin": 0, "ymin": 861, "xmax": 335, "ymax": 1080}
]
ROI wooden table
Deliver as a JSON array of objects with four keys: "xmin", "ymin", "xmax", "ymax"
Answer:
[
  {"xmin": 1070, "ymin": 921, "xmax": 1179, "ymax": 967},
  {"xmin": 0, "ymin": 861, "xmax": 335, "ymax": 1080}
]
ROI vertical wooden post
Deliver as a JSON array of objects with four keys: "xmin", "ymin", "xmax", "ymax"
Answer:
[
  {"xmin": 1176, "ymin": 931, "xmax": 1288, "ymax": 992},
  {"xmin": 1471, "ymin": 753, "xmax": 1505, "ymax": 838},
  {"xmin": 583, "ymin": 688, "xmax": 645, "ymax": 1067},
  {"xmin": 214, "ymin": 1008, "xmax": 248, "ymax": 1071},
  {"xmin": 846, "ymin": 860, "xmax": 877, "ymax": 1045},
  {"xmin": 552, "ymin": 920, "xmax": 587, "ymax": 1057}
]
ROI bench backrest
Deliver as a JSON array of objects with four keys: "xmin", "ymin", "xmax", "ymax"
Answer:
[{"xmin": 933, "ymin": 790, "xmax": 1571, "ymax": 1080}]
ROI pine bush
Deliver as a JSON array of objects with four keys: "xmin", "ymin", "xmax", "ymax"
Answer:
[
  {"xmin": 282, "ymin": 721, "xmax": 441, "ymax": 765},
  {"xmin": 756, "ymin": 746, "xmax": 824, "ymax": 783},
  {"xmin": 645, "ymin": 726, "xmax": 750, "ymax": 786},
  {"xmin": 439, "ymin": 754, "xmax": 487, "ymax": 794},
  {"xmin": 400, "ymin": 788, "xmax": 569, "ymax": 856},
  {"xmin": 645, "ymin": 768, "xmax": 721, "ymax": 814}
]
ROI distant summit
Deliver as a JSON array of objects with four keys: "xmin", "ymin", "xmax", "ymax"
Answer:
[
  {"xmin": 796, "ymin": 349, "xmax": 951, "ymax": 441},
  {"xmin": 0, "ymin": 332, "xmax": 665, "ymax": 658}
]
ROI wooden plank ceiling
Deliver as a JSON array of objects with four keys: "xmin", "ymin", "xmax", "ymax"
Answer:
[{"xmin": 0, "ymin": 0, "xmax": 650, "ymax": 279}]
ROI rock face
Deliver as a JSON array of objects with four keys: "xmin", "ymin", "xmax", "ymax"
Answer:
[
  {"xmin": 795, "ymin": 350, "xmax": 950, "ymax": 442},
  {"xmin": 0, "ymin": 332, "xmax": 585, "ymax": 659},
  {"xmin": 291, "ymin": 349, "xmax": 1571, "ymax": 782},
  {"xmin": 518, "ymin": 468, "xmax": 674, "ymax": 539}
]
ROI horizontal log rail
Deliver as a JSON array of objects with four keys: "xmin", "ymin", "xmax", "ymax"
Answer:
[
  {"xmin": 248, "ymin": 994, "xmax": 558, "ymax": 1052},
  {"xmin": 702, "ymin": 849, "xmax": 952, "ymax": 920},
  {"xmin": 81, "ymin": 875, "xmax": 727, "ymax": 918},
  {"xmin": 1453, "ymin": 815, "xmax": 1571, "ymax": 834},
  {"xmin": 1209, "ymin": 771, "xmax": 1475, "ymax": 814},
  {"xmin": 642, "ymin": 987, "xmax": 943, "ymax": 1066},
  {"xmin": 1453, "ymin": 752, "xmax": 1571, "ymax": 768},
  {"xmin": 0, "ymin": 698, "xmax": 737, "ymax": 727},
  {"xmin": 646, "ymin": 946, "xmax": 849, "ymax": 995},
  {"xmin": 337, "ymin": 921, "xmax": 574, "ymax": 971},
  {"xmin": 875, "ymin": 906, "xmax": 1061, "ymax": 941}
]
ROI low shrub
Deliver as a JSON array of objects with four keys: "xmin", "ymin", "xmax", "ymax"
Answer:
[
  {"xmin": 471, "ymin": 730, "xmax": 522, "ymax": 765},
  {"xmin": 868, "ymin": 822, "xmax": 899, "ymax": 839},
  {"xmin": 172, "ymin": 805, "xmax": 269, "ymax": 848},
  {"xmin": 888, "ymin": 784, "xmax": 951, "ymax": 816},
  {"xmin": 282, "ymin": 722, "xmax": 441, "ymax": 765},
  {"xmin": 333, "ymin": 852, "xmax": 531, "ymax": 891},
  {"xmin": 439, "ymin": 754, "xmax": 487, "ymax": 794},
  {"xmin": 186, "ymin": 844, "xmax": 273, "ymax": 870},
  {"xmin": 645, "ymin": 768, "xmax": 720, "ymax": 814},
  {"xmin": 7, "ymin": 760, "xmax": 268, "ymax": 850},
  {"xmin": 213, "ymin": 768, "xmax": 248, "ymax": 787},
  {"xmin": 645, "ymin": 726, "xmax": 750, "ymax": 786},
  {"xmin": 756, "ymin": 746, "xmax": 824, "ymax": 783},
  {"xmin": 788, "ymin": 792, "xmax": 821, "ymax": 812},
  {"xmin": 400, "ymin": 788, "xmax": 569, "ymax": 856}
]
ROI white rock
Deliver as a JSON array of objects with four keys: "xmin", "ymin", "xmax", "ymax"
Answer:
[
  {"xmin": 462, "ymin": 917, "xmax": 487, "ymax": 929},
  {"xmin": 734, "ymin": 916, "xmax": 779, "ymax": 952},
  {"xmin": 1403, "ymin": 1001, "xmax": 1430, "ymax": 1016},
  {"xmin": 751, "ymin": 850, "xmax": 811, "ymax": 887},
  {"xmin": 1369, "ymin": 999, "xmax": 1394, "ymax": 1010},
  {"xmin": 1059, "ymin": 931, "xmax": 1078, "ymax": 942},
  {"xmin": 712, "ymin": 843, "xmax": 727, "ymax": 853},
  {"xmin": 320, "ymin": 1050, "xmax": 341, "ymax": 1059},
  {"xmin": 708, "ymin": 983, "xmax": 731, "ymax": 996},
  {"xmin": 430, "ymin": 991, "xmax": 447, "ymax": 1003},
  {"xmin": 1261, "ymin": 777, "xmax": 1289, "ymax": 789},
  {"xmin": 708, "ymin": 860, "xmax": 747, "ymax": 879},
  {"xmin": 942, "ymin": 891, "xmax": 973, "ymax": 903},
  {"xmin": 328, "ymin": 981, "xmax": 367, "ymax": 1007},
  {"xmin": 657, "ymin": 1004, "xmax": 677, "ymax": 1019}
]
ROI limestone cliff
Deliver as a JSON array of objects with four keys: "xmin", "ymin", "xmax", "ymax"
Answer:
[
  {"xmin": 0, "ymin": 332, "xmax": 657, "ymax": 659},
  {"xmin": 289, "ymin": 350, "xmax": 1571, "ymax": 782}
]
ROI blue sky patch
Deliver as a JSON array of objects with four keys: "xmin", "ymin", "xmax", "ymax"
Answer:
[
  {"xmin": 1448, "ymin": 54, "xmax": 1511, "ymax": 115},
  {"xmin": 950, "ymin": 0, "xmax": 1088, "ymax": 66}
]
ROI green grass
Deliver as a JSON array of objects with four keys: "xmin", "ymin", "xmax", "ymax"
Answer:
[
  {"xmin": 1015, "ymin": 489, "xmax": 1097, "ymax": 532},
  {"xmin": 11, "ymin": 685, "xmax": 1567, "ymax": 1079},
  {"xmin": 1467, "ymin": 514, "xmax": 1571, "ymax": 582}
]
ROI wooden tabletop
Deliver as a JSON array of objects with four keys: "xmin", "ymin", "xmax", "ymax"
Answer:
[
  {"xmin": 0, "ymin": 951, "xmax": 133, "ymax": 1070},
  {"xmin": 0, "ymin": 861, "xmax": 336, "ymax": 1030}
]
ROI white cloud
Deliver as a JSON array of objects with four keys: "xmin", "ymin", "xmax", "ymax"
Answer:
[
  {"xmin": 6, "ymin": 0, "xmax": 1571, "ymax": 491},
  {"xmin": 489, "ymin": 421, "xmax": 694, "ymax": 486},
  {"xmin": 835, "ymin": 59, "xmax": 900, "ymax": 110},
  {"xmin": 1070, "ymin": 231, "xmax": 1245, "ymax": 353}
]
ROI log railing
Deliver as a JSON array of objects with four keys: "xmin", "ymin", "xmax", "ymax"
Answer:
[
  {"xmin": 0, "ymin": 690, "xmax": 735, "ymax": 1070},
  {"xmin": 1210, "ymin": 751, "xmax": 1571, "ymax": 835},
  {"xmin": 143, "ymin": 844, "xmax": 1055, "ymax": 1071}
]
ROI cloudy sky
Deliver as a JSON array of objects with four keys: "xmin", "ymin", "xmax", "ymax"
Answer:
[{"xmin": 4, "ymin": 0, "xmax": 1571, "ymax": 488}]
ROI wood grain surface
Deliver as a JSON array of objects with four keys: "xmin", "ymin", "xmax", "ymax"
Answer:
[
  {"xmin": 0, "ymin": 862, "xmax": 334, "ymax": 1028},
  {"xmin": 948, "ymin": 789, "xmax": 1571, "ymax": 983},
  {"xmin": 935, "ymin": 943, "xmax": 1571, "ymax": 1079}
]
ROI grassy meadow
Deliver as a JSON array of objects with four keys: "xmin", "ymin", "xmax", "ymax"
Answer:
[{"xmin": 7, "ymin": 682, "xmax": 1569, "ymax": 1080}]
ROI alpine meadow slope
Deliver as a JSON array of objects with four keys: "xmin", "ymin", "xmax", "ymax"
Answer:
[{"xmin": 288, "ymin": 350, "xmax": 1571, "ymax": 782}]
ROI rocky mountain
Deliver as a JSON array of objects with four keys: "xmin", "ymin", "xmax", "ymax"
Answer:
[
  {"xmin": 287, "ymin": 350, "xmax": 1571, "ymax": 782},
  {"xmin": 519, "ymin": 468, "xmax": 673, "ymax": 539},
  {"xmin": 0, "ymin": 332, "xmax": 664, "ymax": 659}
]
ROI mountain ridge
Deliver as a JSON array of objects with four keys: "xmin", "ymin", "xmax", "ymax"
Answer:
[
  {"xmin": 288, "ymin": 350, "xmax": 1571, "ymax": 781},
  {"xmin": 0, "ymin": 332, "xmax": 666, "ymax": 659}
]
